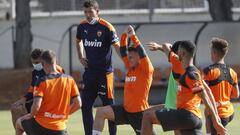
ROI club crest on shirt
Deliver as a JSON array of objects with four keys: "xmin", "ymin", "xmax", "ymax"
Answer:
[{"xmin": 97, "ymin": 30, "xmax": 102, "ymax": 37}]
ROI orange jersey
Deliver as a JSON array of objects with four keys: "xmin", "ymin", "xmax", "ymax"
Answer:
[
  {"xmin": 177, "ymin": 66, "xmax": 204, "ymax": 118},
  {"xmin": 168, "ymin": 52, "xmax": 185, "ymax": 80},
  {"xmin": 203, "ymin": 63, "xmax": 238, "ymax": 118},
  {"xmin": 33, "ymin": 73, "xmax": 79, "ymax": 130},
  {"xmin": 120, "ymin": 33, "xmax": 154, "ymax": 113}
]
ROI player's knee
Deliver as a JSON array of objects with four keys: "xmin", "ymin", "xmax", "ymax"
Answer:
[
  {"xmin": 11, "ymin": 103, "xmax": 16, "ymax": 110},
  {"xmin": 143, "ymin": 111, "xmax": 154, "ymax": 121},
  {"xmin": 15, "ymin": 118, "xmax": 22, "ymax": 129},
  {"xmin": 96, "ymin": 107, "xmax": 109, "ymax": 119}
]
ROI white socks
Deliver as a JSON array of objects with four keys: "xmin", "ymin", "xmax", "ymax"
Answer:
[
  {"xmin": 92, "ymin": 130, "xmax": 102, "ymax": 135},
  {"xmin": 206, "ymin": 133, "xmax": 211, "ymax": 135}
]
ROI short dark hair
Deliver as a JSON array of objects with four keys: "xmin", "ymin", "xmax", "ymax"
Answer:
[
  {"xmin": 171, "ymin": 41, "xmax": 181, "ymax": 54},
  {"xmin": 31, "ymin": 48, "xmax": 44, "ymax": 59},
  {"xmin": 179, "ymin": 40, "xmax": 196, "ymax": 57},
  {"xmin": 41, "ymin": 50, "xmax": 56, "ymax": 65},
  {"xmin": 83, "ymin": 0, "xmax": 99, "ymax": 9},
  {"xmin": 211, "ymin": 38, "xmax": 228, "ymax": 56}
]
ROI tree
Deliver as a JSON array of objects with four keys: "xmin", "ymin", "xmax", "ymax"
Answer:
[
  {"xmin": 15, "ymin": 0, "xmax": 33, "ymax": 68},
  {"xmin": 207, "ymin": 0, "xmax": 233, "ymax": 21}
]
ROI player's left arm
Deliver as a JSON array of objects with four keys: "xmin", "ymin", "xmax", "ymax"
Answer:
[
  {"xmin": 202, "ymin": 69, "xmax": 219, "ymax": 116},
  {"xmin": 18, "ymin": 97, "xmax": 42, "ymax": 121},
  {"xmin": 231, "ymin": 84, "xmax": 239, "ymax": 98},
  {"xmin": 113, "ymin": 42, "xmax": 121, "ymax": 58},
  {"xmin": 188, "ymin": 72, "xmax": 225, "ymax": 134},
  {"xmin": 128, "ymin": 25, "xmax": 154, "ymax": 73},
  {"xmin": 70, "ymin": 80, "xmax": 81, "ymax": 114},
  {"xmin": 109, "ymin": 26, "xmax": 121, "ymax": 58},
  {"xmin": 202, "ymin": 80, "xmax": 219, "ymax": 119},
  {"xmin": 31, "ymin": 97, "xmax": 42, "ymax": 116},
  {"xmin": 197, "ymin": 90, "xmax": 226, "ymax": 135},
  {"xmin": 230, "ymin": 70, "xmax": 239, "ymax": 98},
  {"xmin": 30, "ymin": 80, "xmax": 46, "ymax": 117}
]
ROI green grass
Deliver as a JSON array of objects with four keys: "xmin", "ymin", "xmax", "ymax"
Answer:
[{"xmin": 1, "ymin": 103, "xmax": 240, "ymax": 135}]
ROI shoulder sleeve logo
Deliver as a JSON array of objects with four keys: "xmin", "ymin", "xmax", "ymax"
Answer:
[{"xmin": 97, "ymin": 30, "xmax": 102, "ymax": 37}]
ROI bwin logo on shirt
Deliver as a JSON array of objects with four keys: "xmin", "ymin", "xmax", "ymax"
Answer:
[
  {"xmin": 125, "ymin": 76, "xmax": 136, "ymax": 82},
  {"xmin": 84, "ymin": 39, "xmax": 102, "ymax": 47}
]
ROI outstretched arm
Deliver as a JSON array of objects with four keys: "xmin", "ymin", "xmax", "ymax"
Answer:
[
  {"xmin": 148, "ymin": 42, "xmax": 172, "ymax": 57},
  {"xmin": 148, "ymin": 42, "xmax": 164, "ymax": 51}
]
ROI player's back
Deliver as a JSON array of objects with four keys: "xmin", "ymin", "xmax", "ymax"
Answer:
[
  {"xmin": 203, "ymin": 63, "xmax": 238, "ymax": 117},
  {"xmin": 204, "ymin": 63, "xmax": 237, "ymax": 101},
  {"xmin": 34, "ymin": 73, "xmax": 78, "ymax": 130}
]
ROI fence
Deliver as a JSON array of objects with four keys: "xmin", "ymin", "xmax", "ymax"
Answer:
[
  {"xmin": 1, "ymin": 0, "xmax": 240, "ymax": 19},
  {"xmin": 58, "ymin": 21, "xmax": 240, "ymax": 75}
]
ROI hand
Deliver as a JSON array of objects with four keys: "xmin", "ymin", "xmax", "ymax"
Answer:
[
  {"xmin": 147, "ymin": 42, "xmax": 163, "ymax": 51},
  {"xmin": 125, "ymin": 25, "xmax": 135, "ymax": 36},
  {"xmin": 79, "ymin": 58, "xmax": 88, "ymax": 68},
  {"xmin": 20, "ymin": 113, "xmax": 33, "ymax": 121},
  {"xmin": 162, "ymin": 43, "xmax": 172, "ymax": 52},
  {"xmin": 214, "ymin": 122, "xmax": 227, "ymax": 135}
]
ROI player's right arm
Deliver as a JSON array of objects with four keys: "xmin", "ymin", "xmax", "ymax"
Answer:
[
  {"xmin": 148, "ymin": 42, "xmax": 171, "ymax": 57},
  {"xmin": 148, "ymin": 42, "xmax": 164, "ymax": 51},
  {"xmin": 148, "ymin": 42, "xmax": 179, "ymax": 67},
  {"xmin": 120, "ymin": 32, "xmax": 130, "ymax": 69},
  {"xmin": 76, "ymin": 25, "xmax": 88, "ymax": 68}
]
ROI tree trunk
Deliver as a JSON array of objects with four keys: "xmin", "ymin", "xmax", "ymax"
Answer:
[
  {"xmin": 208, "ymin": 0, "xmax": 233, "ymax": 21},
  {"xmin": 15, "ymin": 0, "xmax": 33, "ymax": 68}
]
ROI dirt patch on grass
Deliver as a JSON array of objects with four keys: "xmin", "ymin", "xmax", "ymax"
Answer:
[{"xmin": 0, "ymin": 68, "xmax": 32, "ymax": 110}]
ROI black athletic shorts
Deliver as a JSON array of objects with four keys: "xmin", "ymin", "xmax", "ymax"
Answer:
[
  {"xmin": 22, "ymin": 118, "xmax": 68, "ymax": 135},
  {"xmin": 208, "ymin": 113, "xmax": 234, "ymax": 135},
  {"xmin": 111, "ymin": 105, "xmax": 143, "ymax": 134},
  {"xmin": 155, "ymin": 108, "xmax": 202, "ymax": 135}
]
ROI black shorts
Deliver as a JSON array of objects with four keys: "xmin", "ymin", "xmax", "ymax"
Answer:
[
  {"xmin": 155, "ymin": 108, "xmax": 202, "ymax": 135},
  {"xmin": 22, "ymin": 118, "xmax": 68, "ymax": 135},
  {"xmin": 111, "ymin": 106, "xmax": 143, "ymax": 134},
  {"xmin": 208, "ymin": 114, "xmax": 234, "ymax": 135}
]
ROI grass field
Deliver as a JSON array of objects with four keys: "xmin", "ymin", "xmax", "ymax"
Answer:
[{"xmin": 0, "ymin": 103, "xmax": 240, "ymax": 135}]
